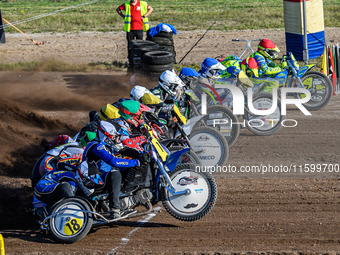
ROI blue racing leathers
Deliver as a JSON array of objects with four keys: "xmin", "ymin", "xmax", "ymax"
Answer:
[
  {"xmin": 82, "ymin": 140, "xmax": 139, "ymax": 210},
  {"xmin": 82, "ymin": 140, "xmax": 139, "ymax": 171},
  {"xmin": 34, "ymin": 170, "xmax": 78, "ymax": 205}
]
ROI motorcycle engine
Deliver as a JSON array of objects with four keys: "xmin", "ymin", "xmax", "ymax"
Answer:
[{"xmin": 120, "ymin": 189, "xmax": 153, "ymax": 211}]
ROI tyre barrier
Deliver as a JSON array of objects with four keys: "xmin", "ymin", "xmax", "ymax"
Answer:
[
  {"xmin": 132, "ymin": 46, "xmax": 168, "ymax": 71},
  {"xmin": 129, "ymin": 38, "xmax": 176, "ymax": 80},
  {"xmin": 142, "ymin": 51, "xmax": 174, "ymax": 80},
  {"xmin": 146, "ymin": 30, "xmax": 176, "ymax": 63},
  {"xmin": 128, "ymin": 40, "xmax": 159, "ymax": 72}
]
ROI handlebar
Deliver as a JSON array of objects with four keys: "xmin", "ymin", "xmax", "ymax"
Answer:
[
  {"xmin": 231, "ymin": 39, "xmax": 262, "ymax": 59},
  {"xmin": 232, "ymin": 39, "xmax": 261, "ymax": 42},
  {"xmin": 146, "ymin": 103, "xmax": 167, "ymax": 108}
]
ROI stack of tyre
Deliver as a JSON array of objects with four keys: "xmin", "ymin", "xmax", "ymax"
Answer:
[
  {"xmin": 128, "ymin": 40, "xmax": 160, "ymax": 72},
  {"xmin": 129, "ymin": 39, "xmax": 175, "ymax": 79},
  {"xmin": 146, "ymin": 30, "xmax": 176, "ymax": 63},
  {"xmin": 141, "ymin": 50, "xmax": 174, "ymax": 79}
]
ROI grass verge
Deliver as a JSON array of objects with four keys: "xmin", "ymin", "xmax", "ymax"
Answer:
[
  {"xmin": 0, "ymin": 58, "xmax": 128, "ymax": 72},
  {"xmin": 0, "ymin": 0, "xmax": 339, "ymax": 33}
]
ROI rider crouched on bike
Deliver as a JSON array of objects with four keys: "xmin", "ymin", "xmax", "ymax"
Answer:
[
  {"xmin": 76, "ymin": 104, "xmax": 120, "ymax": 144},
  {"xmin": 115, "ymin": 99, "xmax": 152, "ymax": 151},
  {"xmin": 150, "ymin": 70, "xmax": 185, "ymax": 104},
  {"xmin": 40, "ymin": 135, "xmax": 74, "ymax": 151},
  {"xmin": 81, "ymin": 120, "xmax": 140, "ymax": 219},
  {"xmin": 247, "ymin": 39, "xmax": 290, "ymax": 85},
  {"xmin": 240, "ymin": 56, "xmax": 281, "ymax": 92},
  {"xmin": 198, "ymin": 57, "xmax": 226, "ymax": 83},
  {"xmin": 32, "ymin": 131, "xmax": 97, "ymax": 188},
  {"xmin": 33, "ymin": 160, "xmax": 103, "ymax": 219}
]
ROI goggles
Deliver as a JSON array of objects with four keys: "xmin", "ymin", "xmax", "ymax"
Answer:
[{"xmin": 98, "ymin": 124, "xmax": 117, "ymax": 140}]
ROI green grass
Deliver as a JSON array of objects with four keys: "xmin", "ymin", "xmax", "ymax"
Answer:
[
  {"xmin": 0, "ymin": 57, "xmax": 195, "ymax": 73},
  {"xmin": 1, "ymin": 0, "xmax": 339, "ymax": 33},
  {"xmin": 0, "ymin": 58, "xmax": 128, "ymax": 71}
]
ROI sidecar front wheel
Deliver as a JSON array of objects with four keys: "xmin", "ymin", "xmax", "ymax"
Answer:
[{"xmin": 48, "ymin": 197, "xmax": 93, "ymax": 243}]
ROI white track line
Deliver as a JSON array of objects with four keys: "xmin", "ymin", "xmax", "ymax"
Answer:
[{"xmin": 107, "ymin": 207, "xmax": 161, "ymax": 255}]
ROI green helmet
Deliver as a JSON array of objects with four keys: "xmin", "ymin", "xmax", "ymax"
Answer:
[{"xmin": 118, "ymin": 100, "xmax": 150, "ymax": 127}]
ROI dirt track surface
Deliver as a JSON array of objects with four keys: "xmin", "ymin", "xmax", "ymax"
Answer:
[{"xmin": 0, "ymin": 29, "xmax": 340, "ymax": 254}]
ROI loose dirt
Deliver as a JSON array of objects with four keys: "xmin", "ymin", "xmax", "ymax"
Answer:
[{"xmin": 0, "ymin": 29, "xmax": 339, "ymax": 254}]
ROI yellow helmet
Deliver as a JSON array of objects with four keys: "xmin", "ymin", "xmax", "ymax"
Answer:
[
  {"xmin": 99, "ymin": 104, "xmax": 120, "ymax": 121},
  {"xmin": 141, "ymin": 93, "xmax": 162, "ymax": 105}
]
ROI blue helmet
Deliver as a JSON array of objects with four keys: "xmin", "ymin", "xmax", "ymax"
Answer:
[
  {"xmin": 200, "ymin": 58, "xmax": 226, "ymax": 78},
  {"xmin": 179, "ymin": 67, "xmax": 199, "ymax": 86}
]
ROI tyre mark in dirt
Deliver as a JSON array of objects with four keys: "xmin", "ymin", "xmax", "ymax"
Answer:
[{"xmin": 107, "ymin": 207, "xmax": 161, "ymax": 255}]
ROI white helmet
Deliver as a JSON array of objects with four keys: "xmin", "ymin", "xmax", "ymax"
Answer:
[
  {"xmin": 130, "ymin": 85, "xmax": 151, "ymax": 102},
  {"xmin": 200, "ymin": 57, "xmax": 226, "ymax": 78},
  {"xmin": 158, "ymin": 70, "xmax": 185, "ymax": 100},
  {"xmin": 97, "ymin": 121, "xmax": 121, "ymax": 146}
]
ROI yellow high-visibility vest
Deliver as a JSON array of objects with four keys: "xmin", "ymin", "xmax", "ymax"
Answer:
[{"xmin": 124, "ymin": 1, "xmax": 149, "ymax": 32}]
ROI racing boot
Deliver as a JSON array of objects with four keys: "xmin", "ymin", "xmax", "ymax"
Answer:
[{"xmin": 107, "ymin": 208, "xmax": 121, "ymax": 220}]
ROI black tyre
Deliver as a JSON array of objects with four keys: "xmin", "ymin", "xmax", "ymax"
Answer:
[
  {"xmin": 162, "ymin": 163, "xmax": 217, "ymax": 221},
  {"xmin": 130, "ymin": 40, "xmax": 157, "ymax": 49},
  {"xmin": 134, "ymin": 46, "xmax": 167, "ymax": 57},
  {"xmin": 143, "ymin": 51, "xmax": 174, "ymax": 65},
  {"xmin": 132, "ymin": 45, "xmax": 160, "ymax": 57},
  {"xmin": 167, "ymin": 146, "xmax": 202, "ymax": 165},
  {"xmin": 189, "ymin": 126, "xmax": 229, "ymax": 167},
  {"xmin": 148, "ymin": 36, "xmax": 173, "ymax": 46},
  {"xmin": 295, "ymin": 71, "xmax": 333, "ymax": 111},
  {"xmin": 147, "ymin": 30, "xmax": 174, "ymax": 39},
  {"xmin": 48, "ymin": 197, "xmax": 93, "ymax": 243},
  {"xmin": 163, "ymin": 46, "xmax": 174, "ymax": 52},
  {"xmin": 146, "ymin": 72, "xmax": 163, "ymax": 80},
  {"xmin": 142, "ymin": 63, "xmax": 174, "ymax": 73},
  {"xmin": 192, "ymin": 105, "xmax": 240, "ymax": 148},
  {"xmin": 244, "ymin": 92, "xmax": 285, "ymax": 136}
]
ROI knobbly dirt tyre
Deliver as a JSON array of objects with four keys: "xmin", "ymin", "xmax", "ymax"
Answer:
[
  {"xmin": 192, "ymin": 105, "xmax": 240, "ymax": 148},
  {"xmin": 48, "ymin": 197, "xmax": 93, "ymax": 243},
  {"xmin": 297, "ymin": 71, "xmax": 333, "ymax": 111},
  {"xmin": 167, "ymin": 146, "xmax": 202, "ymax": 165},
  {"xmin": 162, "ymin": 163, "xmax": 217, "ymax": 221},
  {"xmin": 244, "ymin": 92, "xmax": 285, "ymax": 136},
  {"xmin": 189, "ymin": 126, "xmax": 229, "ymax": 167},
  {"xmin": 143, "ymin": 51, "xmax": 174, "ymax": 65}
]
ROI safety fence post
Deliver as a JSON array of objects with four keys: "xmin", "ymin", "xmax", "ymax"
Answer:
[
  {"xmin": 0, "ymin": 234, "xmax": 5, "ymax": 255},
  {"xmin": 0, "ymin": 9, "xmax": 5, "ymax": 44}
]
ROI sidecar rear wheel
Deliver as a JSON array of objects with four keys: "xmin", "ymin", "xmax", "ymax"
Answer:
[
  {"xmin": 48, "ymin": 197, "xmax": 93, "ymax": 243},
  {"xmin": 244, "ymin": 92, "xmax": 285, "ymax": 136},
  {"xmin": 192, "ymin": 105, "xmax": 240, "ymax": 148},
  {"xmin": 189, "ymin": 126, "xmax": 229, "ymax": 167},
  {"xmin": 162, "ymin": 164, "xmax": 217, "ymax": 221}
]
